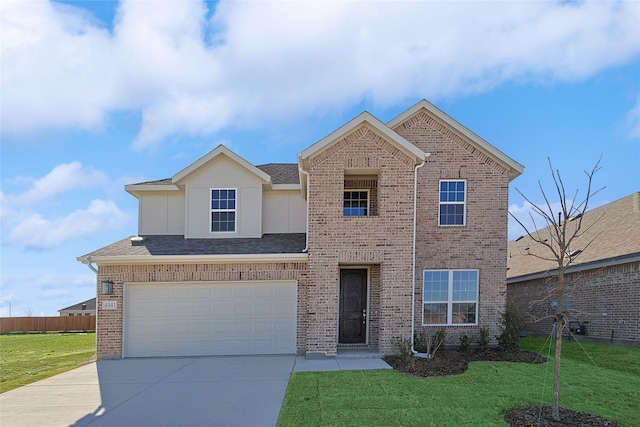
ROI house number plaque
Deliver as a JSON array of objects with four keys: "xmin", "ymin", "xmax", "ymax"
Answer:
[{"xmin": 102, "ymin": 301, "xmax": 117, "ymax": 310}]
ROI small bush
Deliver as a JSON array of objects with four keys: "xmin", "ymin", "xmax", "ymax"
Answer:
[
  {"xmin": 414, "ymin": 330, "xmax": 429, "ymax": 353},
  {"xmin": 459, "ymin": 334, "xmax": 470, "ymax": 351},
  {"xmin": 478, "ymin": 327, "xmax": 490, "ymax": 349},
  {"xmin": 497, "ymin": 302, "xmax": 522, "ymax": 352},
  {"xmin": 391, "ymin": 336, "xmax": 413, "ymax": 365}
]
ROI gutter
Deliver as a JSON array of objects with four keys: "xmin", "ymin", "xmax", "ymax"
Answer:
[
  {"xmin": 411, "ymin": 153, "xmax": 430, "ymax": 358},
  {"xmin": 76, "ymin": 252, "xmax": 309, "ymax": 266}
]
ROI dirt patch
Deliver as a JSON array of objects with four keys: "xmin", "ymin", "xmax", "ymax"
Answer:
[
  {"xmin": 504, "ymin": 404, "xmax": 622, "ymax": 426},
  {"xmin": 384, "ymin": 347, "xmax": 544, "ymax": 377},
  {"xmin": 384, "ymin": 349, "xmax": 621, "ymax": 426}
]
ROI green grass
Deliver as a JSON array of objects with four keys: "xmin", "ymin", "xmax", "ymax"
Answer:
[
  {"xmin": 0, "ymin": 332, "xmax": 96, "ymax": 393},
  {"xmin": 278, "ymin": 338, "xmax": 640, "ymax": 426}
]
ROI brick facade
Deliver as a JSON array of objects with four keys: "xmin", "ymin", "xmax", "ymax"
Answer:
[
  {"xmin": 394, "ymin": 111, "xmax": 511, "ymax": 347},
  {"xmin": 507, "ymin": 261, "xmax": 640, "ymax": 347}
]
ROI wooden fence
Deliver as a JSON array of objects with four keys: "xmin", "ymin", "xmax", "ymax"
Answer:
[{"xmin": 0, "ymin": 316, "xmax": 96, "ymax": 334}]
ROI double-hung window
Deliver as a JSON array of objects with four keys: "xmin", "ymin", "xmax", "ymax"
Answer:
[
  {"xmin": 439, "ymin": 180, "xmax": 466, "ymax": 226},
  {"xmin": 344, "ymin": 190, "xmax": 369, "ymax": 216},
  {"xmin": 211, "ymin": 189, "xmax": 236, "ymax": 232},
  {"xmin": 423, "ymin": 269, "xmax": 478, "ymax": 325}
]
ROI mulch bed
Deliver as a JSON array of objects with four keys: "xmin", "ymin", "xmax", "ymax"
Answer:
[{"xmin": 384, "ymin": 348, "xmax": 621, "ymax": 427}]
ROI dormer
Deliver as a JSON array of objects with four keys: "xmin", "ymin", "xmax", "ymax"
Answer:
[{"xmin": 126, "ymin": 145, "xmax": 272, "ymax": 239}]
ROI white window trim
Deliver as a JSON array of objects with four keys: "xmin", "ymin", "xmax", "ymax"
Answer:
[
  {"xmin": 210, "ymin": 188, "xmax": 237, "ymax": 234},
  {"xmin": 438, "ymin": 179, "xmax": 467, "ymax": 227},
  {"xmin": 343, "ymin": 189, "xmax": 370, "ymax": 217},
  {"xmin": 422, "ymin": 269, "xmax": 479, "ymax": 326}
]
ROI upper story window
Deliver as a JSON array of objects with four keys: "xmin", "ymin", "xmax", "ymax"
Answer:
[
  {"xmin": 344, "ymin": 190, "xmax": 369, "ymax": 216},
  {"xmin": 423, "ymin": 269, "xmax": 478, "ymax": 326},
  {"xmin": 211, "ymin": 189, "xmax": 236, "ymax": 232},
  {"xmin": 439, "ymin": 180, "xmax": 466, "ymax": 226}
]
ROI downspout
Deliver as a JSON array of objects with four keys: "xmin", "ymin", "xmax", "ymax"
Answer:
[
  {"xmin": 81, "ymin": 255, "xmax": 99, "ymax": 274},
  {"xmin": 412, "ymin": 153, "xmax": 430, "ymax": 358},
  {"xmin": 298, "ymin": 163, "xmax": 310, "ymax": 253}
]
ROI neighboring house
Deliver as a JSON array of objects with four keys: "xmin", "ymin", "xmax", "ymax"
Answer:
[
  {"xmin": 507, "ymin": 193, "xmax": 640, "ymax": 347},
  {"xmin": 58, "ymin": 298, "xmax": 96, "ymax": 317},
  {"xmin": 78, "ymin": 99, "xmax": 523, "ymax": 359}
]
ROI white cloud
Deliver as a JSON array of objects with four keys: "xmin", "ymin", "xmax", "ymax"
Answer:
[
  {"xmin": 2, "ymin": 0, "xmax": 639, "ymax": 147},
  {"xmin": 7, "ymin": 199, "xmax": 130, "ymax": 249},
  {"xmin": 6, "ymin": 161, "xmax": 108, "ymax": 208}
]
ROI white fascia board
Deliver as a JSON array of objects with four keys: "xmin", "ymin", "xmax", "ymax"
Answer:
[
  {"xmin": 172, "ymin": 144, "xmax": 272, "ymax": 184},
  {"xmin": 388, "ymin": 99, "xmax": 524, "ymax": 181},
  {"xmin": 125, "ymin": 184, "xmax": 180, "ymax": 192},
  {"xmin": 298, "ymin": 112, "xmax": 427, "ymax": 167},
  {"xmin": 270, "ymin": 184, "xmax": 301, "ymax": 191},
  {"xmin": 79, "ymin": 253, "xmax": 309, "ymax": 266}
]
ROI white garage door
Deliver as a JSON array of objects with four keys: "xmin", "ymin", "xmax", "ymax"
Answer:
[{"xmin": 124, "ymin": 281, "xmax": 297, "ymax": 357}]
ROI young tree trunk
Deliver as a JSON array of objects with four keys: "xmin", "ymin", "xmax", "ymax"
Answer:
[{"xmin": 552, "ymin": 266, "xmax": 565, "ymax": 421}]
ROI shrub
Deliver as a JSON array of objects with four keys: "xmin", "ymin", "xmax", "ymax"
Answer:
[
  {"xmin": 497, "ymin": 302, "xmax": 522, "ymax": 352},
  {"xmin": 478, "ymin": 327, "xmax": 490, "ymax": 349},
  {"xmin": 391, "ymin": 336, "xmax": 413, "ymax": 365},
  {"xmin": 459, "ymin": 334, "xmax": 470, "ymax": 351},
  {"xmin": 414, "ymin": 330, "xmax": 429, "ymax": 353}
]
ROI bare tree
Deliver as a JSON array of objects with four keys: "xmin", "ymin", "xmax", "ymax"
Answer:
[{"xmin": 510, "ymin": 157, "xmax": 603, "ymax": 421}]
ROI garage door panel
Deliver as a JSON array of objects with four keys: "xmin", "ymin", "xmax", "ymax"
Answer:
[{"xmin": 125, "ymin": 282, "xmax": 297, "ymax": 357}]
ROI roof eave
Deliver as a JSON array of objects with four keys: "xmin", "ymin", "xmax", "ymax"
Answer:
[
  {"xmin": 387, "ymin": 99, "xmax": 524, "ymax": 181},
  {"xmin": 298, "ymin": 112, "xmax": 427, "ymax": 169},
  {"xmin": 507, "ymin": 252, "xmax": 640, "ymax": 284},
  {"xmin": 77, "ymin": 253, "xmax": 309, "ymax": 266},
  {"xmin": 172, "ymin": 145, "xmax": 272, "ymax": 184}
]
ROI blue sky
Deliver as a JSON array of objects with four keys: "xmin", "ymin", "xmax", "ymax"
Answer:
[{"xmin": 1, "ymin": 0, "xmax": 639, "ymax": 317}]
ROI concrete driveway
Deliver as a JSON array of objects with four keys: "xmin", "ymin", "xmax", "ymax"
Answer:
[{"xmin": 0, "ymin": 356, "xmax": 295, "ymax": 427}]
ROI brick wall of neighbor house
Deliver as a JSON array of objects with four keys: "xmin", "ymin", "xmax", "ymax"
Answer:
[
  {"xmin": 393, "ymin": 111, "xmax": 511, "ymax": 347},
  {"xmin": 95, "ymin": 262, "xmax": 308, "ymax": 359},
  {"xmin": 507, "ymin": 261, "xmax": 640, "ymax": 347},
  {"xmin": 306, "ymin": 125, "xmax": 416, "ymax": 356}
]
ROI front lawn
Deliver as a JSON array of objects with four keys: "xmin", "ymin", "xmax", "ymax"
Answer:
[
  {"xmin": 278, "ymin": 338, "xmax": 640, "ymax": 426},
  {"xmin": 0, "ymin": 332, "xmax": 96, "ymax": 393}
]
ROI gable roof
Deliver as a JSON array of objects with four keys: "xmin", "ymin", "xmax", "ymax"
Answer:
[
  {"xmin": 298, "ymin": 111, "xmax": 429, "ymax": 169},
  {"xmin": 388, "ymin": 99, "xmax": 524, "ymax": 181},
  {"xmin": 172, "ymin": 145, "xmax": 271, "ymax": 184},
  {"xmin": 507, "ymin": 192, "xmax": 640, "ymax": 282},
  {"xmin": 58, "ymin": 298, "xmax": 96, "ymax": 312}
]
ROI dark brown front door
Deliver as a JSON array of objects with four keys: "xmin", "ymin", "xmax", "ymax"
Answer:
[{"xmin": 339, "ymin": 269, "xmax": 367, "ymax": 344}]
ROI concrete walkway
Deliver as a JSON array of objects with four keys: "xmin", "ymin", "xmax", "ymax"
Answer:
[{"xmin": 0, "ymin": 355, "xmax": 391, "ymax": 427}]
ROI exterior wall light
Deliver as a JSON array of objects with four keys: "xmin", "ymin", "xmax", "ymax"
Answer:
[{"xmin": 101, "ymin": 280, "xmax": 114, "ymax": 295}]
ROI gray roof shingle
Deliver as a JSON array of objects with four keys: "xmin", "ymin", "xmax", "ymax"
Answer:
[
  {"xmin": 82, "ymin": 233, "xmax": 307, "ymax": 258},
  {"xmin": 59, "ymin": 298, "xmax": 96, "ymax": 312},
  {"xmin": 507, "ymin": 192, "xmax": 640, "ymax": 279},
  {"xmin": 256, "ymin": 164, "xmax": 300, "ymax": 185}
]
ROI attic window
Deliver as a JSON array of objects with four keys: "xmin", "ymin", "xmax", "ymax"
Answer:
[{"xmin": 211, "ymin": 189, "xmax": 236, "ymax": 232}]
